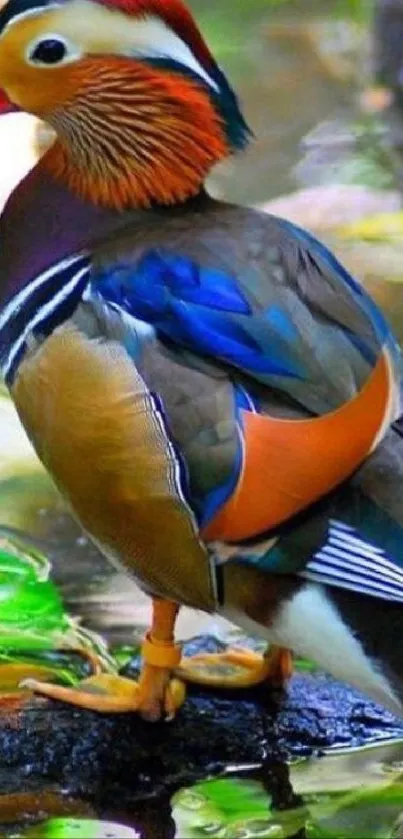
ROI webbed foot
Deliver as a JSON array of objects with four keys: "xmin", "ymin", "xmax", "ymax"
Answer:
[{"xmin": 177, "ymin": 644, "xmax": 293, "ymax": 689}]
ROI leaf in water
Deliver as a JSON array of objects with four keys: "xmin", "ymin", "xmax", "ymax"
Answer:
[
  {"xmin": 291, "ymin": 742, "xmax": 403, "ymax": 795},
  {"xmin": 194, "ymin": 778, "xmax": 270, "ymax": 818},
  {"xmin": 173, "ymin": 787, "xmax": 225, "ymax": 838},
  {"xmin": 23, "ymin": 818, "xmax": 139, "ymax": 838},
  {"xmin": 174, "ymin": 743, "xmax": 403, "ymax": 838},
  {"xmin": 307, "ymin": 783, "xmax": 403, "ymax": 839},
  {"xmin": 173, "ymin": 779, "xmax": 307, "ymax": 838}
]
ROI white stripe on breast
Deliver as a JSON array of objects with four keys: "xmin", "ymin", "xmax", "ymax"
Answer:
[
  {"xmin": 0, "ymin": 253, "xmax": 87, "ymax": 332},
  {"xmin": 2, "ymin": 263, "xmax": 90, "ymax": 378}
]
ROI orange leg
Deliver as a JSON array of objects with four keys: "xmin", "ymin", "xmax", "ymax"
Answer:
[
  {"xmin": 134, "ymin": 599, "xmax": 184, "ymax": 721},
  {"xmin": 20, "ymin": 604, "xmax": 292, "ymax": 717},
  {"xmin": 178, "ymin": 645, "xmax": 293, "ymax": 690},
  {"xmin": 21, "ymin": 598, "xmax": 185, "ymax": 721}
]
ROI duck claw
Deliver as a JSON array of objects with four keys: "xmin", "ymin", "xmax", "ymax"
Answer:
[{"xmin": 21, "ymin": 669, "xmax": 186, "ymax": 720}]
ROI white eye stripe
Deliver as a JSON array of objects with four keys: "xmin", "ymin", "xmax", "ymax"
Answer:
[
  {"xmin": 123, "ymin": 16, "xmax": 219, "ymax": 92},
  {"xmin": 0, "ymin": 4, "xmax": 61, "ymax": 38},
  {"xmin": 129, "ymin": 45, "xmax": 219, "ymax": 91},
  {"xmin": 0, "ymin": 2, "xmax": 219, "ymax": 92}
]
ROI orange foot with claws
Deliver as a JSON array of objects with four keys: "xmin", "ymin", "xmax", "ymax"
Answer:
[{"xmin": 16, "ymin": 599, "xmax": 293, "ymax": 720}]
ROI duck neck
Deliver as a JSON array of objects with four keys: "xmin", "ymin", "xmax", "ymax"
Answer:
[
  {"xmin": 0, "ymin": 161, "xmax": 132, "ymax": 308},
  {"xmin": 0, "ymin": 159, "xmax": 213, "ymax": 309},
  {"xmin": 40, "ymin": 57, "xmax": 232, "ymax": 212}
]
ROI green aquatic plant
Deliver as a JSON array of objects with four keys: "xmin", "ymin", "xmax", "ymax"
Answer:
[
  {"xmin": 0, "ymin": 471, "xmax": 401, "ymax": 839},
  {"xmin": 0, "ymin": 530, "xmax": 115, "ymax": 694},
  {"xmin": 0, "ymin": 529, "xmax": 402, "ymax": 839},
  {"xmin": 173, "ymin": 742, "xmax": 403, "ymax": 839},
  {"xmin": 306, "ymin": 784, "xmax": 403, "ymax": 839},
  {"xmin": 23, "ymin": 818, "xmax": 139, "ymax": 838}
]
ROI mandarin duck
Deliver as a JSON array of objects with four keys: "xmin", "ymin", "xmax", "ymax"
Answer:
[{"xmin": 0, "ymin": 0, "xmax": 402, "ymax": 722}]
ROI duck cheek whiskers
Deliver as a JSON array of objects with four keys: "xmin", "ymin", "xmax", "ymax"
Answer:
[{"xmin": 40, "ymin": 56, "xmax": 229, "ymax": 210}]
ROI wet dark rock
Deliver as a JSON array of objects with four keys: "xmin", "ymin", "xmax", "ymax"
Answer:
[{"xmin": 0, "ymin": 636, "xmax": 402, "ymax": 816}]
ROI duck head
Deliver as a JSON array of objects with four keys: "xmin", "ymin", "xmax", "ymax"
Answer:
[{"xmin": 0, "ymin": 0, "xmax": 250, "ymax": 209}]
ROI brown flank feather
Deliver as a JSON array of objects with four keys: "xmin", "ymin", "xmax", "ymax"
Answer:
[{"xmin": 12, "ymin": 324, "xmax": 214, "ymax": 610}]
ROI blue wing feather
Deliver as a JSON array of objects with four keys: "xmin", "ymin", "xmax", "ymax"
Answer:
[
  {"xmin": 96, "ymin": 253, "xmax": 306, "ymax": 379},
  {"xmin": 142, "ymin": 251, "xmax": 251, "ymax": 314},
  {"xmin": 93, "ymin": 220, "xmax": 401, "ymax": 416},
  {"xmin": 89, "ymin": 216, "xmax": 403, "ymax": 603}
]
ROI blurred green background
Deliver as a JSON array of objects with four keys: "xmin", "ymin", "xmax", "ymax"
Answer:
[{"xmin": 185, "ymin": 0, "xmax": 375, "ymax": 204}]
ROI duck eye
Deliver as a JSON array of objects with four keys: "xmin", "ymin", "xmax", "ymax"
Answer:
[{"xmin": 30, "ymin": 38, "xmax": 67, "ymax": 65}]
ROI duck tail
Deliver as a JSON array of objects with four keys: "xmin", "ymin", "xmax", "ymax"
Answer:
[{"xmin": 285, "ymin": 415, "xmax": 403, "ymax": 714}]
